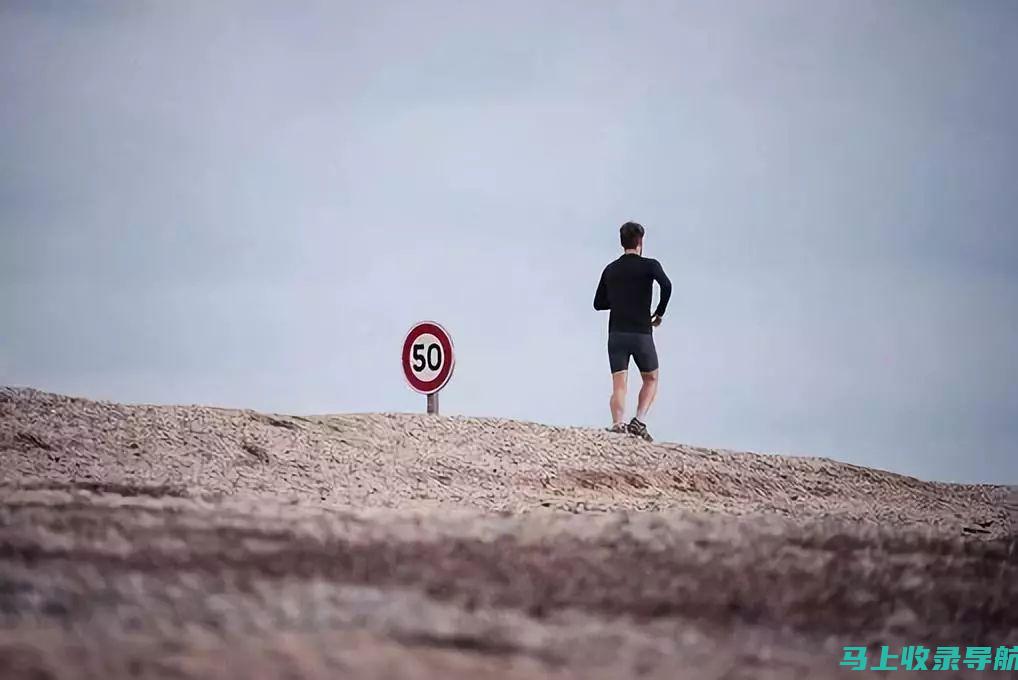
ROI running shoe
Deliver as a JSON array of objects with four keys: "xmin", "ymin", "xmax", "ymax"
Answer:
[{"xmin": 627, "ymin": 417, "xmax": 653, "ymax": 442}]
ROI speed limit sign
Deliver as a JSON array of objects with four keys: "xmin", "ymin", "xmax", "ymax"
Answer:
[{"xmin": 402, "ymin": 321, "xmax": 455, "ymax": 412}]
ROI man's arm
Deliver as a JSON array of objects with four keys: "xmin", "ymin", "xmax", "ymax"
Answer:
[
  {"xmin": 593, "ymin": 269, "xmax": 610, "ymax": 310},
  {"xmin": 651, "ymin": 260, "xmax": 672, "ymax": 318}
]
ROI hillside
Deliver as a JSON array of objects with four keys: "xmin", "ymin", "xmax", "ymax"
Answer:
[{"xmin": 1, "ymin": 387, "xmax": 1015, "ymax": 679}]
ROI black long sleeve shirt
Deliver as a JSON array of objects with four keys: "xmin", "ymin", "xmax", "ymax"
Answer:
[{"xmin": 593, "ymin": 254, "xmax": 672, "ymax": 334}]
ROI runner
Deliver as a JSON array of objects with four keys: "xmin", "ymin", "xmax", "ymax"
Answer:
[{"xmin": 593, "ymin": 221, "xmax": 672, "ymax": 441}]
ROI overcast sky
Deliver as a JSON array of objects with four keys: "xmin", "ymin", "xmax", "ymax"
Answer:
[{"xmin": 2, "ymin": 1, "xmax": 1016, "ymax": 484}]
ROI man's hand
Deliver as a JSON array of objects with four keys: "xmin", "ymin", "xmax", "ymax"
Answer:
[{"xmin": 651, "ymin": 314, "xmax": 663, "ymax": 327}]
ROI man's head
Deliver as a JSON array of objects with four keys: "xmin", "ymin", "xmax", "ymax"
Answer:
[{"xmin": 620, "ymin": 221, "xmax": 645, "ymax": 253}]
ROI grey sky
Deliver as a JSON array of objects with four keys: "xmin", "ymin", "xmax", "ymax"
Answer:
[{"xmin": 2, "ymin": 1, "xmax": 1016, "ymax": 483}]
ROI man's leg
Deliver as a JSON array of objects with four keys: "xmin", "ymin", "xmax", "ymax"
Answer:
[
  {"xmin": 606, "ymin": 333, "xmax": 630, "ymax": 427},
  {"xmin": 635, "ymin": 370, "xmax": 658, "ymax": 421},
  {"xmin": 627, "ymin": 333, "xmax": 660, "ymax": 441},
  {"xmin": 610, "ymin": 370, "xmax": 628, "ymax": 425}
]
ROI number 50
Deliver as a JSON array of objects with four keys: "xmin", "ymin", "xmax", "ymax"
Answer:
[{"xmin": 412, "ymin": 343, "xmax": 442, "ymax": 372}]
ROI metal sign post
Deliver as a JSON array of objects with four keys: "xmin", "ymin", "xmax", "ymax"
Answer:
[{"xmin": 402, "ymin": 321, "xmax": 455, "ymax": 415}]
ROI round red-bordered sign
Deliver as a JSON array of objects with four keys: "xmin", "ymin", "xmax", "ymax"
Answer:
[{"xmin": 402, "ymin": 321, "xmax": 455, "ymax": 395}]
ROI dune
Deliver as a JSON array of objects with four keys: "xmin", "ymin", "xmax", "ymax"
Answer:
[{"xmin": 1, "ymin": 387, "xmax": 1015, "ymax": 679}]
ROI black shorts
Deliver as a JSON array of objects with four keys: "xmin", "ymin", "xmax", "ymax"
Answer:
[{"xmin": 608, "ymin": 331, "xmax": 659, "ymax": 373}]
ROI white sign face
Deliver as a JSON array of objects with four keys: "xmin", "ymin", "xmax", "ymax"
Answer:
[{"xmin": 406, "ymin": 332, "xmax": 444, "ymax": 383}]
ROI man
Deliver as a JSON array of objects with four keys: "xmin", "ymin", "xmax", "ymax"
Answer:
[{"xmin": 593, "ymin": 221, "xmax": 672, "ymax": 441}]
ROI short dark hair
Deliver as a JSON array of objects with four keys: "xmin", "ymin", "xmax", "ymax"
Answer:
[{"xmin": 620, "ymin": 221, "xmax": 645, "ymax": 249}]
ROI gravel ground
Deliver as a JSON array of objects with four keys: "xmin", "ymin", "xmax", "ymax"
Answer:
[{"xmin": 1, "ymin": 387, "xmax": 1015, "ymax": 679}]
